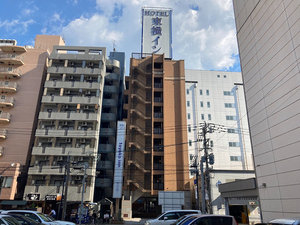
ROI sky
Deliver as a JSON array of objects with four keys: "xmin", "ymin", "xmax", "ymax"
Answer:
[{"xmin": 0, "ymin": 0, "xmax": 241, "ymax": 74}]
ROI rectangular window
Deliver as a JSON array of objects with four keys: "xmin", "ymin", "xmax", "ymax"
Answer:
[
  {"xmin": 187, "ymin": 101, "xmax": 190, "ymax": 107},
  {"xmin": 200, "ymin": 101, "xmax": 203, "ymax": 107},
  {"xmin": 189, "ymin": 140, "xmax": 192, "ymax": 146},
  {"xmin": 187, "ymin": 89, "xmax": 189, "ymax": 95},
  {"xmin": 1, "ymin": 177, "xmax": 13, "ymax": 188},
  {"xmin": 229, "ymin": 142, "xmax": 240, "ymax": 147},
  {"xmin": 207, "ymin": 102, "xmax": 210, "ymax": 108},
  {"xmin": 188, "ymin": 125, "xmax": 191, "ymax": 132},
  {"xmin": 188, "ymin": 113, "xmax": 191, "ymax": 120},
  {"xmin": 227, "ymin": 128, "xmax": 237, "ymax": 133},
  {"xmin": 201, "ymin": 114, "xmax": 204, "ymax": 120},
  {"xmin": 1, "ymin": 96, "xmax": 5, "ymax": 99},
  {"xmin": 225, "ymin": 103, "xmax": 235, "ymax": 108},
  {"xmin": 200, "ymin": 89, "xmax": 203, "ymax": 95},
  {"xmin": 224, "ymin": 91, "xmax": 232, "ymax": 96},
  {"xmin": 217, "ymin": 74, "xmax": 220, "ymax": 78},
  {"xmin": 226, "ymin": 115, "xmax": 236, "ymax": 120},
  {"xmin": 206, "ymin": 90, "xmax": 209, "ymax": 96},
  {"xmin": 230, "ymin": 156, "xmax": 241, "ymax": 161},
  {"xmin": 190, "ymin": 154, "xmax": 194, "ymax": 161},
  {"xmin": 208, "ymin": 114, "xmax": 211, "ymax": 120},
  {"xmin": 210, "ymin": 140, "xmax": 214, "ymax": 147},
  {"xmin": 224, "ymin": 75, "xmax": 227, "ymax": 78}
]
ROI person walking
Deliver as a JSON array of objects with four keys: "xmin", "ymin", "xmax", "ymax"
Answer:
[{"xmin": 49, "ymin": 208, "xmax": 57, "ymax": 219}]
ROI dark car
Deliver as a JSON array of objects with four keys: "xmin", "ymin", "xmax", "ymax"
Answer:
[{"xmin": 8, "ymin": 214, "xmax": 43, "ymax": 225}]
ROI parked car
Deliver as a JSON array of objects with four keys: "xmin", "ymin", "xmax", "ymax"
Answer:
[
  {"xmin": 8, "ymin": 214, "xmax": 43, "ymax": 225},
  {"xmin": 1, "ymin": 210, "xmax": 75, "ymax": 225},
  {"xmin": 268, "ymin": 218, "xmax": 300, "ymax": 225},
  {"xmin": 0, "ymin": 214, "xmax": 21, "ymax": 225},
  {"xmin": 171, "ymin": 214, "xmax": 198, "ymax": 225},
  {"xmin": 174, "ymin": 214, "xmax": 238, "ymax": 225},
  {"xmin": 144, "ymin": 210, "xmax": 201, "ymax": 225}
]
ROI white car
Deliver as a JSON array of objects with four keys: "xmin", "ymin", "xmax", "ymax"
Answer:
[
  {"xmin": 145, "ymin": 210, "xmax": 201, "ymax": 225},
  {"xmin": 0, "ymin": 215, "xmax": 20, "ymax": 225},
  {"xmin": 2, "ymin": 210, "xmax": 75, "ymax": 225}
]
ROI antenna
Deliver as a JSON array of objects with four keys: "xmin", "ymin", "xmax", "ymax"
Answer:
[{"xmin": 113, "ymin": 40, "xmax": 116, "ymax": 52}]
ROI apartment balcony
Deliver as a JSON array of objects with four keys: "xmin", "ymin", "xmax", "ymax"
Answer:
[
  {"xmin": 100, "ymin": 128, "xmax": 115, "ymax": 136},
  {"xmin": 0, "ymin": 53, "xmax": 24, "ymax": 65},
  {"xmin": 0, "ymin": 68, "xmax": 21, "ymax": 79},
  {"xmin": 97, "ymin": 160, "xmax": 113, "ymax": 170},
  {"xmin": 0, "ymin": 97, "xmax": 14, "ymax": 107},
  {"xmin": 101, "ymin": 113, "xmax": 116, "ymax": 121},
  {"xmin": 0, "ymin": 112, "xmax": 10, "ymax": 123},
  {"xmin": 41, "ymin": 95, "xmax": 100, "ymax": 105},
  {"xmin": 0, "ymin": 129, "xmax": 7, "ymax": 139},
  {"xmin": 0, "ymin": 45, "xmax": 27, "ymax": 53},
  {"xmin": 105, "ymin": 73, "xmax": 119, "ymax": 80},
  {"xmin": 0, "ymin": 82, "xmax": 17, "ymax": 93},
  {"xmin": 103, "ymin": 85, "xmax": 118, "ymax": 93},
  {"xmin": 35, "ymin": 129, "xmax": 98, "ymax": 138},
  {"xmin": 95, "ymin": 178, "xmax": 112, "ymax": 188},
  {"xmin": 102, "ymin": 99, "xmax": 117, "ymax": 107},
  {"xmin": 31, "ymin": 147, "xmax": 95, "ymax": 156},
  {"xmin": 50, "ymin": 52, "xmax": 104, "ymax": 61},
  {"xmin": 47, "ymin": 66, "xmax": 102, "ymax": 75},
  {"xmin": 44, "ymin": 81, "xmax": 101, "ymax": 90},
  {"xmin": 39, "ymin": 112, "xmax": 98, "ymax": 121},
  {"xmin": 28, "ymin": 165, "xmax": 94, "ymax": 176}
]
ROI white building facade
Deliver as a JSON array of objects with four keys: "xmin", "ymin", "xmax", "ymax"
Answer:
[
  {"xmin": 185, "ymin": 70, "xmax": 255, "ymax": 215},
  {"xmin": 233, "ymin": 0, "xmax": 300, "ymax": 221}
]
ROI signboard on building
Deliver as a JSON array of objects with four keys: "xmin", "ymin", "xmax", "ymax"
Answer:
[
  {"xmin": 112, "ymin": 121, "xmax": 126, "ymax": 198},
  {"xmin": 45, "ymin": 195, "xmax": 57, "ymax": 201},
  {"xmin": 142, "ymin": 7, "xmax": 172, "ymax": 58},
  {"xmin": 27, "ymin": 194, "xmax": 40, "ymax": 201}
]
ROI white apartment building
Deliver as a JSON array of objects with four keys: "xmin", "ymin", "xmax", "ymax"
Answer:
[
  {"xmin": 24, "ymin": 46, "xmax": 122, "ymax": 209},
  {"xmin": 185, "ymin": 70, "xmax": 255, "ymax": 214},
  {"xmin": 233, "ymin": 0, "xmax": 300, "ymax": 221}
]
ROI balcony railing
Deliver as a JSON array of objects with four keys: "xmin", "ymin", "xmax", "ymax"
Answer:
[
  {"xmin": 0, "ymin": 82, "xmax": 17, "ymax": 92},
  {"xmin": 0, "ymin": 97, "xmax": 14, "ymax": 107},
  {"xmin": 0, "ymin": 53, "xmax": 24, "ymax": 65},
  {"xmin": 0, "ymin": 68, "xmax": 21, "ymax": 78},
  {"xmin": 0, "ymin": 112, "xmax": 10, "ymax": 123},
  {"xmin": 0, "ymin": 129, "xmax": 7, "ymax": 139}
]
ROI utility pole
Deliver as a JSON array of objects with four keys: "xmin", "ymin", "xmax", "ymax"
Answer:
[
  {"xmin": 79, "ymin": 163, "xmax": 88, "ymax": 225},
  {"xmin": 62, "ymin": 155, "xmax": 70, "ymax": 220}
]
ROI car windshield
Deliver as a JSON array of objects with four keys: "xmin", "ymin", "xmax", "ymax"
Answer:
[
  {"xmin": 2, "ymin": 216, "xmax": 21, "ymax": 225},
  {"xmin": 11, "ymin": 215, "xmax": 40, "ymax": 225},
  {"xmin": 37, "ymin": 213, "xmax": 53, "ymax": 222}
]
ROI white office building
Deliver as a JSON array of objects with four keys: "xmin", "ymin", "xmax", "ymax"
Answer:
[{"xmin": 185, "ymin": 70, "xmax": 255, "ymax": 214}]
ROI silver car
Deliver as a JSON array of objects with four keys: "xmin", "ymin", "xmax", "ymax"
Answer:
[{"xmin": 175, "ymin": 214, "xmax": 238, "ymax": 225}]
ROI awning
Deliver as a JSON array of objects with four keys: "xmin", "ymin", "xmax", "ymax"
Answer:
[{"xmin": 0, "ymin": 200, "xmax": 27, "ymax": 206}]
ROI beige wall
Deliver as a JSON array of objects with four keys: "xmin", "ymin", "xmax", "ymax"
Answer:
[
  {"xmin": 233, "ymin": 0, "xmax": 300, "ymax": 221},
  {"xmin": 0, "ymin": 35, "xmax": 64, "ymax": 200}
]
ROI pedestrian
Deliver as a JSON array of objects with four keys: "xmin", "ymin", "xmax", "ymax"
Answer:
[{"xmin": 49, "ymin": 208, "xmax": 57, "ymax": 219}]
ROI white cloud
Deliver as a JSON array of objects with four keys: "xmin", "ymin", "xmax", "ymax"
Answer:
[
  {"xmin": 60, "ymin": 0, "xmax": 239, "ymax": 71},
  {"xmin": 0, "ymin": 19, "xmax": 35, "ymax": 35}
]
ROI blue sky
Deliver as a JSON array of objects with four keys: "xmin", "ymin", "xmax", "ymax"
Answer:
[{"xmin": 0, "ymin": 0, "xmax": 241, "ymax": 73}]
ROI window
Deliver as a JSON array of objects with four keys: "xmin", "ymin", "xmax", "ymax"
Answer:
[
  {"xmin": 188, "ymin": 125, "xmax": 191, "ymax": 132},
  {"xmin": 227, "ymin": 128, "xmax": 237, "ymax": 133},
  {"xmin": 230, "ymin": 156, "xmax": 241, "ymax": 161},
  {"xmin": 217, "ymin": 74, "xmax": 220, "ymax": 78},
  {"xmin": 226, "ymin": 115, "xmax": 236, "ymax": 120},
  {"xmin": 188, "ymin": 113, "xmax": 191, "ymax": 120},
  {"xmin": 200, "ymin": 101, "xmax": 203, "ymax": 107},
  {"xmin": 206, "ymin": 90, "xmax": 209, "ymax": 96},
  {"xmin": 224, "ymin": 75, "xmax": 227, "ymax": 78},
  {"xmin": 225, "ymin": 103, "xmax": 235, "ymax": 108},
  {"xmin": 207, "ymin": 102, "xmax": 210, "ymax": 108},
  {"xmin": 208, "ymin": 114, "xmax": 211, "ymax": 120},
  {"xmin": 200, "ymin": 89, "xmax": 203, "ymax": 95},
  {"xmin": 124, "ymin": 95, "xmax": 128, "ymax": 104},
  {"xmin": 190, "ymin": 154, "xmax": 194, "ymax": 161},
  {"xmin": 1, "ymin": 176, "xmax": 13, "ymax": 188},
  {"xmin": 201, "ymin": 114, "xmax": 204, "ymax": 120},
  {"xmin": 189, "ymin": 140, "xmax": 192, "ymax": 146},
  {"xmin": 224, "ymin": 91, "xmax": 232, "ymax": 96},
  {"xmin": 125, "ymin": 81, "xmax": 129, "ymax": 89},
  {"xmin": 187, "ymin": 89, "xmax": 189, "ymax": 95},
  {"xmin": 229, "ymin": 142, "xmax": 240, "ymax": 147},
  {"xmin": 1, "ymin": 95, "xmax": 5, "ymax": 99},
  {"xmin": 159, "ymin": 212, "xmax": 179, "ymax": 220},
  {"xmin": 187, "ymin": 101, "xmax": 190, "ymax": 107},
  {"xmin": 210, "ymin": 140, "xmax": 214, "ymax": 147}
]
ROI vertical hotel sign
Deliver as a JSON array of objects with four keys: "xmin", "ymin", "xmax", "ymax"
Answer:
[
  {"xmin": 113, "ymin": 121, "xmax": 126, "ymax": 198},
  {"xmin": 142, "ymin": 7, "xmax": 172, "ymax": 58}
]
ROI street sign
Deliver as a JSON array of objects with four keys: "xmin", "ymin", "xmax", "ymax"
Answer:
[
  {"xmin": 28, "ymin": 194, "xmax": 40, "ymax": 201},
  {"xmin": 45, "ymin": 195, "xmax": 57, "ymax": 201}
]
